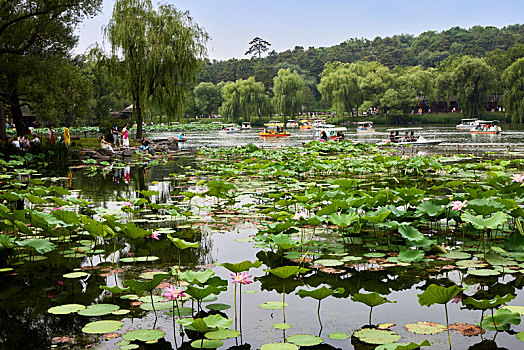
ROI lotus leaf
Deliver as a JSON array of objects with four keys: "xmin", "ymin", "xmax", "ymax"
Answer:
[
  {"xmin": 461, "ymin": 212, "xmax": 508, "ymax": 230},
  {"xmin": 177, "ymin": 269, "xmax": 215, "ymax": 284},
  {"xmin": 296, "ymin": 286, "xmax": 344, "ymax": 300},
  {"xmin": 328, "ymin": 332, "xmax": 349, "ymax": 340},
  {"xmin": 398, "ymin": 224, "xmax": 435, "ymax": 249},
  {"xmin": 221, "ymin": 260, "xmax": 262, "ymax": 273},
  {"xmin": 286, "ymin": 334, "xmax": 323, "ymax": 346},
  {"xmin": 502, "ymin": 305, "xmax": 524, "ymax": 315},
  {"xmin": 353, "ymin": 328, "xmax": 400, "ymax": 345},
  {"xmin": 139, "ymin": 302, "xmax": 173, "ymax": 311},
  {"xmin": 48, "ymin": 304, "xmax": 85, "ymax": 315},
  {"xmin": 16, "ymin": 239, "xmax": 55, "ymax": 254},
  {"xmin": 124, "ymin": 273, "xmax": 169, "ymax": 294},
  {"xmin": 463, "ymin": 294, "xmax": 515, "ymax": 310},
  {"xmin": 167, "ymin": 235, "xmax": 199, "ymax": 249},
  {"xmin": 268, "ymin": 266, "xmax": 309, "ymax": 279},
  {"xmin": 78, "ymin": 304, "xmax": 120, "ymax": 316},
  {"xmin": 418, "ymin": 284, "xmax": 463, "ymax": 306},
  {"xmin": 259, "ymin": 301, "xmax": 288, "ymax": 310},
  {"xmin": 440, "ymin": 251, "xmax": 471, "ymax": 260},
  {"xmin": 100, "ymin": 285, "xmax": 129, "ymax": 294},
  {"xmin": 82, "ymin": 320, "xmax": 123, "ymax": 334},
  {"xmin": 517, "ymin": 331, "xmax": 524, "ymax": 342},
  {"xmin": 273, "ymin": 323, "xmax": 292, "ymax": 329},
  {"xmin": 404, "ymin": 322, "xmax": 446, "ymax": 334},
  {"xmin": 119, "ymin": 256, "xmax": 159, "ymax": 263},
  {"xmin": 468, "ymin": 269, "xmax": 500, "ymax": 277},
  {"xmin": 396, "ymin": 248, "xmax": 425, "ymax": 263},
  {"xmin": 314, "ymin": 259, "xmax": 343, "ymax": 267},
  {"xmin": 376, "ymin": 340, "xmax": 431, "ymax": 350},
  {"xmin": 205, "ymin": 329, "xmax": 240, "ymax": 340},
  {"xmin": 63, "ymin": 272, "xmax": 89, "ymax": 279},
  {"xmin": 123, "ymin": 329, "xmax": 165, "ymax": 342},
  {"xmin": 481, "ymin": 308, "xmax": 521, "ymax": 331},
  {"xmin": 260, "ymin": 343, "xmax": 298, "ymax": 350}
]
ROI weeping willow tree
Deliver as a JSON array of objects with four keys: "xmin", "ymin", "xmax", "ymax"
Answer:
[
  {"xmin": 104, "ymin": 0, "xmax": 207, "ymax": 139},
  {"xmin": 272, "ymin": 68, "xmax": 305, "ymax": 120},
  {"xmin": 318, "ymin": 63, "xmax": 361, "ymax": 117},
  {"xmin": 503, "ymin": 57, "xmax": 524, "ymax": 123},
  {"xmin": 218, "ymin": 77, "xmax": 270, "ymax": 123}
]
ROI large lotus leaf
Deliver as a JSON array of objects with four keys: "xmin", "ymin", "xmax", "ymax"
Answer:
[
  {"xmin": 259, "ymin": 301, "xmax": 288, "ymax": 310},
  {"xmin": 0, "ymin": 234, "xmax": 16, "ymax": 248},
  {"xmin": 185, "ymin": 285, "xmax": 220, "ymax": 301},
  {"xmin": 396, "ymin": 187, "xmax": 426, "ymax": 202},
  {"xmin": 461, "ymin": 212, "xmax": 508, "ymax": 230},
  {"xmin": 167, "ymin": 235, "xmax": 199, "ymax": 249},
  {"xmin": 268, "ymin": 266, "xmax": 309, "ymax": 279},
  {"xmin": 328, "ymin": 332, "xmax": 349, "ymax": 340},
  {"xmin": 376, "ymin": 340, "xmax": 431, "ymax": 350},
  {"xmin": 82, "ymin": 320, "xmax": 123, "ymax": 334},
  {"xmin": 273, "ymin": 323, "xmax": 292, "ymax": 329},
  {"xmin": 416, "ymin": 201, "xmax": 444, "ymax": 217},
  {"xmin": 485, "ymin": 252, "xmax": 514, "ymax": 266},
  {"xmin": 404, "ymin": 322, "xmax": 446, "ymax": 334},
  {"xmin": 122, "ymin": 222, "xmax": 149, "ymax": 240},
  {"xmin": 440, "ymin": 251, "xmax": 471, "ymax": 260},
  {"xmin": 353, "ymin": 328, "xmax": 400, "ymax": 345},
  {"xmin": 270, "ymin": 233, "xmax": 298, "ymax": 249},
  {"xmin": 138, "ymin": 190, "xmax": 159, "ymax": 198},
  {"xmin": 481, "ymin": 308, "xmax": 521, "ymax": 331},
  {"xmin": 82, "ymin": 217, "xmax": 113, "ymax": 237},
  {"xmin": 25, "ymin": 194, "xmax": 44, "ymax": 204},
  {"xmin": 191, "ymin": 319, "xmax": 211, "ymax": 333},
  {"xmin": 260, "ymin": 343, "xmax": 298, "ymax": 350},
  {"xmin": 296, "ymin": 286, "xmax": 344, "ymax": 300},
  {"xmin": 100, "ymin": 285, "xmax": 130, "ymax": 295},
  {"xmin": 48, "ymin": 304, "xmax": 85, "ymax": 315},
  {"xmin": 78, "ymin": 304, "xmax": 120, "ymax": 316},
  {"xmin": 124, "ymin": 273, "xmax": 169, "ymax": 294},
  {"xmin": 317, "ymin": 202, "xmax": 340, "ymax": 216},
  {"xmin": 517, "ymin": 331, "xmax": 524, "ymax": 342},
  {"xmin": 467, "ymin": 198, "xmax": 506, "ymax": 216},
  {"xmin": 468, "ymin": 269, "xmax": 500, "ymax": 277},
  {"xmin": 286, "ymin": 334, "xmax": 323, "ymax": 346},
  {"xmin": 52, "ymin": 210, "xmax": 80, "ymax": 225},
  {"xmin": 139, "ymin": 302, "xmax": 173, "ymax": 311},
  {"xmin": 352, "ymin": 292, "xmax": 396, "ymax": 307},
  {"xmin": 418, "ymin": 284, "xmax": 463, "ymax": 306},
  {"xmin": 313, "ymin": 259, "xmax": 343, "ymax": 267},
  {"xmin": 362, "ymin": 209, "xmax": 391, "ymax": 224},
  {"xmin": 463, "ymin": 294, "xmax": 515, "ymax": 310},
  {"xmin": 398, "ymin": 224, "xmax": 435, "ymax": 249},
  {"xmin": 123, "ymin": 329, "xmax": 165, "ymax": 342},
  {"xmin": 328, "ymin": 212, "xmax": 359, "ymax": 228},
  {"xmin": 190, "ymin": 339, "xmax": 223, "ymax": 349},
  {"xmin": 177, "ymin": 269, "xmax": 215, "ymax": 284},
  {"xmin": 16, "ymin": 239, "xmax": 55, "ymax": 254},
  {"xmin": 396, "ymin": 248, "xmax": 425, "ymax": 263},
  {"xmin": 15, "ymin": 221, "xmax": 32, "ymax": 235},
  {"xmin": 202, "ymin": 314, "xmax": 232, "ymax": 330},
  {"xmin": 63, "ymin": 272, "xmax": 89, "ymax": 279},
  {"xmin": 221, "ymin": 260, "xmax": 262, "ymax": 273},
  {"xmin": 502, "ymin": 305, "xmax": 524, "ymax": 315},
  {"xmin": 205, "ymin": 329, "xmax": 239, "ymax": 340}
]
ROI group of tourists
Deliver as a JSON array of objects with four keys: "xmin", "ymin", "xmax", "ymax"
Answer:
[
  {"xmin": 389, "ymin": 131, "xmax": 418, "ymax": 143},
  {"xmin": 319, "ymin": 131, "xmax": 345, "ymax": 141},
  {"xmin": 111, "ymin": 124, "xmax": 130, "ymax": 147}
]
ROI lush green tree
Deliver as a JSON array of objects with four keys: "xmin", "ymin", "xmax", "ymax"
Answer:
[
  {"xmin": 503, "ymin": 57, "xmax": 524, "ymax": 123},
  {"xmin": 450, "ymin": 56, "xmax": 493, "ymax": 118},
  {"xmin": 104, "ymin": 0, "xmax": 207, "ymax": 139},
  {"xmin": 245, "ymin": 37, "xmax": 271, "ymax": 59},
  {"xmin": 219, "ymin": 77, "xmax": 270, "ymax": 122},
  {"xmin": 0, "ymin": 0, "xmax": 102, "ymax": 138},
  {"xmin": 194, "ymin": 82, "xmax": 222, "ymax": 116},
  {"xmin": 272, "ymin": 68, "xmax": 305, "ymax": 118},
  {"xmin": 318, "ymin": 62, "xmax": 360, "ymax": 117}
]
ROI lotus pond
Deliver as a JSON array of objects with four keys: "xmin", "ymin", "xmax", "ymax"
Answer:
[{"xmin": 2, "ymin": 141, "xmax": 524, "ymax": 350}]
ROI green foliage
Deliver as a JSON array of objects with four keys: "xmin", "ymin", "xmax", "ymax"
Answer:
[
  {"xmin": 352, "ymin": 292, "xmax": 396, "ymax": 307},
  {"xmin": 418, "ymin": 284, "xmax": 463, "ymax": 306},
  {"xmin": 481, "ymin": 308, "xmax": 521, "ymax": 331},
  {"xmin": 219, "ymin": 77, "xmax": 270, "ymax": 122},
  {"xmin": 272, "ymin": 68, "xmax": 305, "ymax": 118}
]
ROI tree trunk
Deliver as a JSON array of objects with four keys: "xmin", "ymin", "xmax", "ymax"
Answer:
[
  {"xmin": 0, "ymin": 86, "xmax": 6, "ymax": 142},
  {"xmin": 8, "ymin": 77, "xmax": 30, "ymax": 136},
  {"xmin": 135, "ymin": 102, "xmax": 143, "ymax": 140}
]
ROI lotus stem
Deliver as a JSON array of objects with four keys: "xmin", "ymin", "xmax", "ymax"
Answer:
[
  {"xmin": 369, "ymin": 306, "xmax": 373, "ymax": 325},
  {"xmin": 234, "ymin": 283, "xmax": 238, "ymax": 330},
  {"xmin": 150, "ymin": 291, "xmax": 157, "ymax": 318},
  {"xmin": 444, "ymin": 303, "xmax": 451, "ymax": 349},
  {"xmin": 317, "ymin": 299, "xmax": 323, "ymax": 330},
  {"xmin": 283, "ymin": 282, "xmax": 286, "ymax": 323}
]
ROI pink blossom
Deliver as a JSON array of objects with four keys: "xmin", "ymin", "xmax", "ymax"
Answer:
[
  {"xmin": 57, "ymin": 280, "xmax": 64, "ymax": 286},
  {"xmin": 452, "ymin": 294, "xmax": 462, "ymax": 304},
  {"xmin": 293, "ymin": 212, "xmax": 308, "ymax": 221},
  {"xmin": 162, "ymin": 285, "xmax": 186, "ymax": 300},
  {"xmin": 231, "ymin": 272, "xmax": 253, "ymax": 285},
  {"xmin": 53, "ymin": 207, "xmax": 62, "ymax": 211},
  {"xmin": 122, "ymin": 201, "xmax": 132, "ymax": 207},
  {"xmin": 150, "ymin": 231, "xmax": 160, "ymax": 240},
  {"xmin": 510, "ymin": 173, "xmax": 524, "ymax": 183},
  {"xmin": 451, "ymin": 200, "xmax": 467, "ymax": 211}
]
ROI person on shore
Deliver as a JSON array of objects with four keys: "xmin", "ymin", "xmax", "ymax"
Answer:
[
  {"xmin": 178, "ymin": 132, "xmax": 185, "ymax": 150},
  {"xmin": 112, "ymin": 124, "xmax": 120, "ymax": 146},
  {"xmin": 139, "ymin": 137, "xmax": 151, "ymax": 152},
  {"xmin": 100, "ymin": 136, "xmax": 115, "ymax": 154},
  {"xmin": 64, "ymin": 125, "xmax": 71, "ymax": 146},
  {"xmin": 47, "ymin": 126, "xmax": 55, "ymax": 144},
  {"xmin": 122, "ymin": 124, "xmax": 129, "ymax": 147}
]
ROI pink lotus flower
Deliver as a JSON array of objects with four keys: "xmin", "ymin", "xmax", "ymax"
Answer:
[
  {"xmin": 510, "ymin": 173, "xmax": 524, "ymax": 183},
  {"xmin": 452, "ymin": 294, "xmax": 462, "ymax": 303},
  {"xmin": 53, "ymin": 207, "xmax": 62, "ymax": 211},
  {"xmin": 231, "ymin": 272, "xmax": 253, "ymax": 285},
  {"xmin": 293, "ymin": 212, "xmax": 308, "ymax": 221},
  {"xmin": 162, "ymin": 285, "xmax": 186, "ymax": 300},
  {"xmin": 123, "ymin": 201, "xmax": 132, "ymax": 207},
  {"xmin": 150, "ymin": 231, "xmax": 160, "ymax": 240},
  {"xmin": 451, "ymin": 200, "xmax": 467, "ymax": 211}
]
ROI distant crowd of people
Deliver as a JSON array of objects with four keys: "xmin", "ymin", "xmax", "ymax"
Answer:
[{"xmin": 389, "ymin": 131, "xmax": 418, "ymax": 143}]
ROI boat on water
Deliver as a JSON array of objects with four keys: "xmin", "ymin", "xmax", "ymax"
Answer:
[
  {"xmin": 456, "ymin": 118, "xmax": 479, "ymax": 130},
  {"xmin": 241, "ymin": 122, "xmax": 251, "ymax": 130},
  {"xmin": 219, "ymin": 124, "xmax": 240, "ymax": 133},
  {"xmin": 357, "ymin": 121, "xmax": 376, "ymax": 133},
  {"xmin": 312, "ymin": 119, "xmax": 328, "ymax": 128},
  {"xmin": 470, "ymin": 120, "xmax": 502, "ymax": 134},
  {"xmin": 299, "ymin": 120, "xmax": 312, "ymax": 129},
  {"xmin": 379, "ymin": 127, "xmax": 443, "ymax": 146},
  {"xmin": 259, "ymin": 123, "xmax": 291, "ymax": 137},
  {"xmin": 286, "ymin": 120, "xmax": 299, "ymax": 128},
  {"xmin": 313, "ymin": 126, "xmax": 347, "ymax": 141}
]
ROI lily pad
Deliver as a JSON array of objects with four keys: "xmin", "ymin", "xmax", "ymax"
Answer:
[
  {"xmin": 78, "ymin": 304, "xmax": 120, "ymax": 316},
  {"xmin": 63, "ymin": 272, "xmax": 89, "ymax": 279},
  {"xmin": 353, "ymin": 328, "xmax": 400, "ymax": 345},
  {"xmin": 502, "ymin": 305, "xmax": 524, "ymax": 316},
  {"xmin": 123, "ymin": 329, "xmax": 166, "ymax": 342},
  {"xmin": 139, "ymin": 302, "xmax": 173, "ymax": 311},
  {"xmin": 205, "ymin": 329, "xmax": 240, "ymax": 340},
  {"xmin": 273, "ymin": 323, "xmax": 292, "ymax": 330},
  {"xmin": 206, "ymin": 303, "xmax": 231, "ymax": 311},
  {"xmin": 404, "ymin": 322, "xmax": 446, "ymax": 334},
  {"xmin": 48, "ymin": 304, "xmax": 85, "ymax": 315},
  {"xmin": 468, "ymin": 269, "xmax": 501, "ymax": 277},
  {"xmin": 286, "ymin": 334, "xmax": 323, "ymax": 346},
  {"xmin": 119, "ymin": 256, "xmax": 159, "ymax": 263},
  {"xmin": 314, "ymin": 259, "xmax": 343, "ymax": 267},
  {"xmin": 260, "ymin": 343, "xmax": 298, "ymax": 350},
  {"xmin": 376, "ymin": 340, "xmax": 431, "ymax": 350},
  {"xmin": 440, "ymin": 251, "xmax": 471, "ymax": 260},
  {"xmin": 328, "ymin": 332, "xmax": 349, "ymax": 340},
  {"xmin": 82, "ymin": 320, "xmax": 123, "ymax": 334},
  {"xmin": 190, "ymin": 339, "xmax": 223, "ymax": 349},
  {"xmin": 259, "ymin": 301, "xmax": 288, "ymax": 310},
  {"xmin": 112, "ymin": 309, "xmax": 130, "ymax": 315},
  {"xmin": 364, "ymin": 252, "xmax": 386, "ymax": 258},
  {"xmin": 517, "ymin": 331, "xmax": 524, "ymax": 342}
]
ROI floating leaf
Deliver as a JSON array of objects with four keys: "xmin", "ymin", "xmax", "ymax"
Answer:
[
  {"xmin": 260, "ymin": 343, "xmax": 298, "ymax": 350},
  {"xmin": 190, "ymin": 339, "xmax": 223, "ymax": 348},
  {"xmin": 122, "ymin": 329, "xmax": 165, "ymax": 342},
  {"xmin": 286, "ymin": 334, "xmax": 323, "ymax": 347},
  {"xmin": 440, "ymin": 251, "xmax": 471, "ymax": 260},
  {"xmin": 205, "ymin": 329, "xmax": 240, "ymax": 340},
  {"xmin": 259, "ymin": 301, "xmax": 288, "ymax": 310},
  {"xmin": 48, "ymin": 304, "xmax": 85, "ymax": 315},
  {"xmin": 273, "ymin": 323, "xmax": 292, "ymax": 330},
  {"xmin": 328, "ymin": 332, "xmax": 349, "ymax": 340},
  {"xmin": 313, "ymin": 259, "xmax": 343, "ymax": 267},
  {"xmin": 119, "ymin": 256, "xmax": 159, "ymax": 263},
  {"xmin": 468, "ymin": 269, "xmax": 500, "ymax": 277},
  {"xmin": 78, "ymin": 304, "xmax": 120, "ymax": 316},
  {"xmin": 404, "ymin": 322, "xmax": 446, "ymax": 334},
  {"xmin": 63, "ymin": 272, "xmax": 89, "ymax": 279},
  {"xmin": 502, "ymin": 305, "xmax": 524, "ymax": 316},
  {"xmin": 481, "ymin": 308, "xmax": 521, "ymax": 331},
  {"xmin": 82, "ymin": 320, "xmax": 123, "ymax": 334},
  {"xmin": 353, "ymin": 328, "xmax": 400, "ymax": 345},
  {"xmin": 376, "ymin": 340, "xmax": 431, "ymax": 350},
  {"xmin": 206, "ymin": 303, "xmax": 231, "ymax": 311}
]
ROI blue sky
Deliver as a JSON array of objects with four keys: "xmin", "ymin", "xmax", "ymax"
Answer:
[{"xmin": 76, "ymin": 0, "xmax": 524, "ymax": 60}]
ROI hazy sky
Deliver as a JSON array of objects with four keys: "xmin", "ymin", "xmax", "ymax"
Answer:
[{"xmin": 76, "ymin": 0, "xmax": 524, "ymax": 60}]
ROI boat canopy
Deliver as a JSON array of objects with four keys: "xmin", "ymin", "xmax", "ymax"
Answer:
[
  {"xmin": 386, "ymin": 127, "xmax": 424, "ymax": 132},
  {"xmin": 222, "ymin": 124, "xmax": 238, "ymax": 127},
  {"xmin": 358, "ymin": 121, "xmax": 373, "ymax": 124},
  {"xmin": 477, "ymin": 120, "xmax": 499, "ymax": 124},
  {"xmin": 315, "ymin": 126, "xmax": 347, "ymax": 132},
  {"xmin": 460, "ymin": 118, "xmax": 478, "ymax": 122},
  {"xmin": 265, "ymin": 123, "xmax": 284, "ymax": 127}
]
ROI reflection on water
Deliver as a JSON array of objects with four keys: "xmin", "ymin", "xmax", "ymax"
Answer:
[{"xmin": 145, "ymin": 124, "xmax": 524, "ymax": 150}]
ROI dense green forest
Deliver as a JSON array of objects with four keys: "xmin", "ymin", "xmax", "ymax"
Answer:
[{"xmin": 4, "ymin": 0, "xmax": 524, "ymax": 141}]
